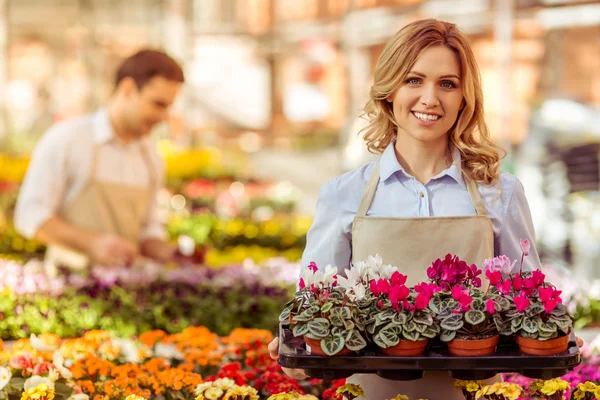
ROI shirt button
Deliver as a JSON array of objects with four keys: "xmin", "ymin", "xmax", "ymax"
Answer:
[{"xmin": 420, "ymin": 192, "xmax": 425, "ymax": 198}]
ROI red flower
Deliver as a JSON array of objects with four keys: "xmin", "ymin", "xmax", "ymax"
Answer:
[
  {"xmin": 531, "ymin": 270, "xmax": 545, "ymax": 287},
  {"xmin": 390, "ymin": 271, "xmax": 408, "ymax": 286},
  {"xmin": 370, "ymin": 280, "xmax": 379, "ymax": 296},
  {"xmin": 377, "ymin": 279, "xmax": 390, "ymax": 295},
  {"xmin": 486, "ymin": 299, "xmax": 496, "ymax": 315},
  {"xmin": 497, "ymin": 280, "xmax": 512, "ymax": 295},
  {"xmin": 299, "ymin": 278, "xmax": 306, "ymax": 290},
  {"xmin": 486, "ymin": 270, "xmax": 502, "ymax": 285},
  {"xmin": 514, "ymin": 294, "xmax": 530, "ymax": 313},
  {"xmin": 414, "ymin": 293, "xmax": 430, "ymax": 311},
  {"xmin": 513, "ymin": 274, "xmax": 523, "ymax": 291},
  {"xmin": 543, "ymin": 299, "xmax": 558, "ymax": 313}
]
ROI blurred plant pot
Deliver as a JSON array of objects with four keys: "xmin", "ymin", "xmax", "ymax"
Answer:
[
  {"xmin": 379, "ymin": 339, "xmax": 429, "ymax": 356},
  {"xmin": 517, "ymin": 333, "xmax": 570, "ymax": 355}
]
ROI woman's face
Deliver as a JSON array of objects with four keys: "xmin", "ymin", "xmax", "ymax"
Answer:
[{"xmin": 388, "ymin": 45, "xmax": 464, "ymax": 146}]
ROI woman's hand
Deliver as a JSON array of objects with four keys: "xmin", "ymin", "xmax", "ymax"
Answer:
[
  {"xmin": 576, "ymin": 336, "xmax": 584, "ymax": 348},
  {"xmin": 268, "ymin": 337, "xmax": 308, "ymax": 380}
]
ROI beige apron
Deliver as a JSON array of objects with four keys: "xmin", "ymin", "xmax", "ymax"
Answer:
[
  {"xmin": 44, "ymin": 142, "xmax": 156, "ymax": 271},
  {"xmin": 348, "ymin": 158, "xmax": 498, "ymax": 400}
]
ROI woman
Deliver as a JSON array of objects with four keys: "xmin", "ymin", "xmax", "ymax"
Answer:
[{"xmin": 270, "ymin": 19, "xmax": 542, "ymax": 399}]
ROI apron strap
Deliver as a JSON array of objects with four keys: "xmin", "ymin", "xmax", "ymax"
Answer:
[
  {"xmin": 463, "ymin": 171, "xmax": 488, "ymax": 216},
  {"xmin": 356, "ymin": 160, "xmax": 381, "ymax": 217},
  {"xmin": 89, "ymin": 144, "xmax": 100, "ymax": 181},
  {"xmin": 356, "ymin": 157, "xmax": 488, "ymax": 217},
  {"xmin": 139, "ymin": 143, "xmax": 157, "ymax": 189}
]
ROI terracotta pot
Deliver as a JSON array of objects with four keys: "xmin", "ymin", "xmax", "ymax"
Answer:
[
  {"xmin": 304, "ymin": 337, "xmax": 352, "ymax": 356},
  {"xmin": 379, "ymin": 339, "xmax": 429, "ymax": 356},
  {"xmin": 517, "ymin": 334, "xmax": 570, "ymax": 355},
  {"xmin": 448, "ymin": 335, "xmax": 499, "ymax": 356}
]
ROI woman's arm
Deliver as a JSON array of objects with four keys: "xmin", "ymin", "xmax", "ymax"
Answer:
[{"xmin": 495, "ymin": 177, "xmax": 542, "ymax": 271}]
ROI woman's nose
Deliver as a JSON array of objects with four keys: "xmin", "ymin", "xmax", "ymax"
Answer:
[{"xmin": 420, "ymin": 84, "xmax": 440, "ymax": 108}]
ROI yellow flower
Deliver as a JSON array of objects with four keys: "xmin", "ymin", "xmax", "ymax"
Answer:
[
  {"xmin": 594, "ymin": 386, "xmax": 600, "ymax": 399},
  {"xmin": 223, "ymin": 385, "xmax": 259, "ymax": 400},
  {"xmin": 297, "ymin": 396, "xmax": 319, "ymax": 400},
  {"xmin": 336, "ymin": 383, "xmax": 365, "ymax": 399},
  {"xmin": 502, "ymin": 384, "xmax": 523, "ymax": 400},
  {"xmin": 386, "ymin": 395, "xmax": 409, "ymax": 400},
  {"xmin": 454, "ymin": 380, "xmax": 468, "ymax": 389},
  {"xmin": 580, "ymin": 381, "xmax": 596, "ymax": 392},
  {"xmin": 572, "ymin": 388, "xmax": 586, "ymax": 400},
  {"xmin": 539, "ymin": 379, "xmax": 570, "ymax": 396},
  {"xmin": 466, "ymin": 382, "xmax": 481, "ymax": 393},
  {"xmin": 214, "ymin": 378, "xmax": 236, "ymax": 391},
  {"xmin": 267, "ymin": 393, "xmax": 302, "ymax": 400},
  {"xmin": 125, "ymin": 396, "xmax": 146, "ymax": 400},
  {"xmin": 475, "ymin": 386, "xmax": 489, "ymax": 399},
  {"xmin": 195, "ymin": 395, "xmax": 205, "ymax": 400},
  {"xmin": 204, "ymin": 387, "xmax": 224, "ymax": 400},
  {"xmin": 21, "ymin": 383, "xmax": 55, "ymax": 400}
]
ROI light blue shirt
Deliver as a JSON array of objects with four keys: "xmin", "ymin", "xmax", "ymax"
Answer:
[{"xmin": 302, "ymin": 143, "xmax": 541, "ymax": 273}]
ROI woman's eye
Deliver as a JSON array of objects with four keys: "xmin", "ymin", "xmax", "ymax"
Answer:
[
  {"xmin": 441, "ymin": 81, "xmax": 456, "ymax": 88},
  {"xmin": 406, "ymin": 77, "xmax": 420, "ymax": 85}
]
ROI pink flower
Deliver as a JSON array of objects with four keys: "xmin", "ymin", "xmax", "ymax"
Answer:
[
  {"xmin": 538, "ymin": 287, "xmax": 554, "ymax": 302},
  {"xmin": 513, "ymin": 274, "xmax": 523, "ymax": 291},
  {"xmin": 390, "ymin": 271, "xmax": 407, "ymax": 286},
  {"xmin": 369, "ymin": 280, "xmax": 379, "ymax": 296},
  {"xmin": 486, "ymin": 299, "xmax": 496, "ymax": 314},
  {"xmin": 33, "ymin": 362, "xmax": 54, "ymax": 375},
  {"xmin": 531, "ymin": 270, "xmax": 545, "ymax": 287},
  {"xmin": 308, "ymin": 262, "xmax": 318, "ymax": 272},
  {"xmin": 10, "ymin": 353, "xmax": 35, "ymax": 374},
  {"xmin": 299, "ymin": 278, "xmax": 306, "ymax": 290},
  {"xmin": 414, "ymin": 282, "xmax": 440, "ymax": 297},
  {"xmin": 520, "ymin": 239, "xmax": 530, "ymax": 256},
  {"xmin": 377, "ymin": 279, "xmax": 390, "ymax": 295},
  {"xmin": 514, "ymin": 294, "xmax": 530, "ymax": 313},
  {"xmin": 377, "ymin": 300, "xmax": 383, "ymax": 308},
  {"xmin": 543, "ymin": 299, "xmax": 558, "ymax": 313},
  {"xmin": 497, "ymin": 280, "xmax": 512, "ymax": 295},
  {"xmin": 459, "ymin": 295, "xmax": 473, "ymax": 311},
  {"xmin": 389, "ymin": 285, "xmax": 410, "ymax": 306},
  {"xmin": 483, "ymin": 256, "xmax": 515, "ymax": 275},
  {"xmin": 452, "ymin": 286, "xmax": 468, "ymax": 301},
  {"xmin": 415, "ymin": 293, "xmax": 430, "ymax": 311},
  {"xmin": 486, "ymin": 270, "xmax": 502, "ymax": 285}
]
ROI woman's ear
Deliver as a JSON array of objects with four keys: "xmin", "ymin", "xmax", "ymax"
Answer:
[{"xmin": 386, "ymin": 91, "xmax": 395, "ymax": 104}]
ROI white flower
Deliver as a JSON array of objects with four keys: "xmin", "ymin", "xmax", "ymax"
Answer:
[
  {"xmin": 194, "ymin": 382, "xmax": 214, "ymax": 396},
  {"xmin": 379, "ymin": 264, "xmax": 399, "ymax": 279},
  {"xmin": 24, "ymin": 376, "xmax": 54, "ymax": 390},
  {"xmin": 336, "ymin": 267, "xmax": 361, "ymax": 290},
  {"xmin": 350, "ymin": 284, "xmax": 366, "ymax": 301},
  {"xmin": 48, "ymin": 368, "xmax": 59, "ymax": 383},
  {"xmin": 30, "ymin": 334, "xmax": 55, "ymax": 352},
  {"xmin": 68, "ymin": 395, "xmax": 90, "ymax": 400},
  {"xmin": 154, "ymin": 343, "xmax": 183, "ymax": 360},
  {"xmin": 213, "ymin": 378, "xmax": 235, "ymax": 390},
  {"xmin": 322, "ymin": 264, "xmax": 338, "ymax": 285},
  {"xmin": 52, "ymin": 350, "xmax": 73, "ymax": 380},
  {"xmin": 0, "ymin": 366, "xmax": 11, "ymax": 390}
]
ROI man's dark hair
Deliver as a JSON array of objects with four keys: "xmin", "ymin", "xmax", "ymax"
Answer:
[{"xmin": 115, "ymin": 49, "xmax": 184, "ymax": 89}]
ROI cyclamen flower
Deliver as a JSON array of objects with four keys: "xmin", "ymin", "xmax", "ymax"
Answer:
[
  {"xmin": 514, "ymin": 294, "xmax": 530, "ymax": 313},
  {"xmin": 483, "ymin": 256, "xmax": 516, "ymax": 275},
  {"xmin": 520, "ymin": 239, "xmax": 530, "ymax": 256},
  {"xmin": 486, "ymin": 299, "xmax": 496, "ymax": 314}
]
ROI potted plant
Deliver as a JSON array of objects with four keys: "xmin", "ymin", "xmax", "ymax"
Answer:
[
  {"xmin": 367, "ymin": 273, "xmax": 440, "ymax": 356},
  {"xmin": 278, "ymin": 262, "xmax": 369, "ymax": 356},
  {"xmin": 486, "ymin": 241, "xmax": 573, "ymax": 355},
  {"xmin": 427, "ymin": 254, "xmax": 506, "ymax": 356}
]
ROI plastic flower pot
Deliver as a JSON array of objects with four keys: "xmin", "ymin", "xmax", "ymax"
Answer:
[
  {"xmin": 447, "ymin": 335, "xmax": 499, "ymax": 356},
  {"xmin": 516, "ymin": 333, "xmax": 570, "ymax": 355},
  {"xmin": 304, "ymin": 336, "xmax": 352, "ymax": 356},
  {"xmin": 378, "ymin": 339, "xmax": 429, "ymax": 356}
]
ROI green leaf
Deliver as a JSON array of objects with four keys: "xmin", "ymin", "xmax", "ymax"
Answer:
[
  {"xmin": 539, "ymin": 322, "xmax": 557, "ymax": 334},
  {"xmin": 404, "ymin": 320, "xmax": 417, "ymax": 332},
  {"xmin": 552, "ymin": 317, "xmax": 572, "ymax": 330},
  {"xmin": 441, "ymin": 314, "xmax": 464, "ymax": 331},
  {"xmin": 470, "ymin": 298, "xmax": 484, "ymax": 311},
  {"xmin": 440, "ymin": 330, "xmax": 457, "ymax": 342},
  {"xmin": 422, "ymin": 327, "xmax": 438, "ymax": 338},
  {"xmin": 343, "ymin": 319, "xmax": 355, "ymax": 331},
  {"xmin": 292, "ymin": 314, "xmax": 312, "ymax": 323},
  {"xmin": 520, "ymin": 331, "xmax": 538, "ymax": 339},
  {"xmin": 522, "ymin": 317, "xmax": 540, "ymax": 334},
  {"xmin": 367, "ymin": 322, "xmax": 376, "ymax": 335},
  {"xmin": 437, "ymin": 306, "xmax": 452, "ymax": 319},
  {"xmin": 380, "ymin": 308, "xmax": 396, "ymax": 321},
  {"xmin": 321, "ymin": 334, "xmax": 345, "ymax": 356},
  {"xmin": 493, "ymin": 296, "xmax": 511, "ymax": 312},
  {"xmin": 526, "ymin": 304, "xmax": 545, "ymax": 318},
  {"xmin": 309, "ymin": 305, "xmax": 321, "ymax": 314},
  {"xmin": 413, "ymin": 312, "xmax": 433, "ymax": 326},
  {"xmin": 279, "ymin": 306, "xmax": 292, "ymax": 322},
  {"xmin": 55, "ymin": 383, "xmax": 75, "ymax": 399},
  {"xmin": 464, "ymin": 310, "xmax": 486, "ymax": 325},
  {"xmin": 402, "ymin": 329, "xmax": 420, "ymax": 341},
  {"xmin": 374, "ymin": 332, "xmax": 389, "ymax": 348},
  {"xmin": 414, "ymin": 323, "xmax": 427, "ymax": 333},
  {"xmin": 380, "ymin": 323, "xmax": 402, "ymax": 347},
  {"xmin": 429, "ymin": 297, "xmax": 443, "ymax": 314},
  {"xmin": 331, "ymin": 326, "xmax": 345, "ymax": 336},
  {"xmin": 392, "ymin": 312, "xmax": 408, "ymax": 326},
  {"xmin": 551, "ymin": 303, "xmax": 567, "ymax": 317},
  {"xmin": 345, "ymin": 330, "xmax": 367, "ymax": 351},
  {"xmin": 329, "ymin": 313, "xmax": 344, "ymax": 327},
  {"xmin": 511, "ymin": 316, "xmax": 524, "ymax": 328},
  {"xmin": 321, "ymin": 302, "xmax": 333, "ymax": 313},
  {"xmin": 307, "ymin": 318, "xmax": 330, "ymax": 338},
  {"xmin": 341, "ymin": 307, "xmax": 352, "ymax": 319},
  {"xmin": 293, "ymin": 323, "xmax": 309, "ymax": 337}
]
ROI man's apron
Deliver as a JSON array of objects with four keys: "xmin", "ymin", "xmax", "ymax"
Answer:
[
  {"xmin": 348, "ymin": 158, "xmax": 498, "ymax": 399},
  {"xmin": 45, "ymin": 142, "xmax": 156, "ymax": 270}
]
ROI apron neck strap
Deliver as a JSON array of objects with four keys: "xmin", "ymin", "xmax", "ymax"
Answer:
[{"xmin": 356, "ymin": 158, "xmax": 488, "ymax": 217}]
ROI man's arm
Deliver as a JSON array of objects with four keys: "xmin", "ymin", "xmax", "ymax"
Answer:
[
  {"xmin": 140, "ymin": 237, "xmax": 177, "ymax": 263},
  {"xmin": 35, "ymin": 216, "xmax": 98, "ymax": 253}
]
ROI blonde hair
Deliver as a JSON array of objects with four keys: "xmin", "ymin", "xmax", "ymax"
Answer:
[{"xmin": 362, "ymin": 19, "xmax": 505, "ymax": 186}]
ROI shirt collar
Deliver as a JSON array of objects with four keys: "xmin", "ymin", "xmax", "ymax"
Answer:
[
  {"xmin": 379, "ymin": 141, "xmax": 466, "ymax": 188},
  {"xmin": 92, "ymin": 108, "xmax": 151, "ymax": 147}
]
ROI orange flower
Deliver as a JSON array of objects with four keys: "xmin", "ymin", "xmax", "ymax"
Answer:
[{"xmin": 138, "ymin": 330, "xmax": 167, "ymax": 347}]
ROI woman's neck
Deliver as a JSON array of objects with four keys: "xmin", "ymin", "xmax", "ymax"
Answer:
[{"xmin": 394, "ymin": 136, "xmax": 451, "ymax": 184}]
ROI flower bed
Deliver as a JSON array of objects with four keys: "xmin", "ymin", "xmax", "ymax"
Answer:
[
  {"xmin": 0, "ymin": 259, "xmax": 299, "ymax": 340},
  {"xmin": 0, "ymin": 327, "xmax": 598, "ymax": 400}
]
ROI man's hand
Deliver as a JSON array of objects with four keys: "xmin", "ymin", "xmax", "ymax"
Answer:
[
  {"xmin": 89, "ymin": 233, "xmax": 137, "ymax": 266},
  {"xmin": 268, "ymin": 337, "xmax": 308, "ymax": 380},
  {"xmin": 140, "ymin": 238, "xmax": 177, "ymax": 263}
]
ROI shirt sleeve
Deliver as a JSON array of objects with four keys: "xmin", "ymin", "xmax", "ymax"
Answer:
[
  {"xmin": 495, "ymin": 177, "xmax": 542, "ymax": 272},
  {"xmin": 300, "ymin": 178, "xmax": 352, "ymax": 273},
  {"xmin": 14, "ymin": 126, "xmax": 70, "ymax": 239},
  {"xmin": 139, "ymin": 148, "xmax": 167, "ymax": 241}
]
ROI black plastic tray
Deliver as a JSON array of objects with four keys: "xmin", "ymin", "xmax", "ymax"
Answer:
[{"xmin": 278, "ymin": 325, "xmax": 582, "ymax": 381}]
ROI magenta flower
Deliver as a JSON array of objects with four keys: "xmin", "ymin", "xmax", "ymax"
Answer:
[
  {"xmin": 369, "ymin": 279, "xmax": 379, "ymax": 296},
  {"xmin": 415, "ymin": 293, "xmax": 430, "ymax": 311},
  {"xmin": 486, "ymin": 270, "xmax": 502, "ymax": 285},
  {"xmin": 538, "ymin": 287, "xmax": 554, "ymax": 302},
  {"xmin": 543, "ymin": 299, "xmax": 558, "ymax": 313},
  {"xmin": 520, "ymin": 239, "xmax": 530, "ymax": 256},
  {"xmin": 308, "ymin": 262, "xmax": 318, "ymax": 272},
  {"xmin": 390, "ymin": 271, "xmax": 407, "ymax": 286},
  {"xmin": 514, "ymin": 294, "xmax": 530, "ymax": 313},
  {"xmin": 377, "ymin": 279, "xmax": 390, "ymax": 295},
  {"xmin": 497, "ymin": 280, "xmax": 512, "ymax": 295},
  {"xmin": 299, "ymin": 278, "xmax": 306, "ymax": 290},
  {"xmin": 513, "ymin": 274, "xmax": 523, "ymax": 291},
  {"xmin": 486, "ymin": 299, "xmax": 496, "ymax": 315},
  {"xmin": 531, "ymin": 270, "xmax": 545, "ymax": 287}
]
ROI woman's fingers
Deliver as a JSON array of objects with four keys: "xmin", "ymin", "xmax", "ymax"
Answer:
[{"xmin": 268, "ymin": 337, "xmax": 279, "ymax": 360}]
